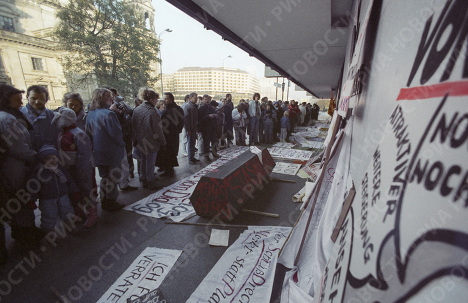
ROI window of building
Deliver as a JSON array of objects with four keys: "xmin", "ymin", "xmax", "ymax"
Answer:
[
  {"xmin": 0, "ymin": 15, "xmax": 14, "ymax": 31},
  {"xmin": 31, "ymin": 57, "xmax": 44, "ymax": 70}
]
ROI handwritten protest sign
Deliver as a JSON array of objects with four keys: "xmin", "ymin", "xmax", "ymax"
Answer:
[
  {"xmin": 125, "ymin": 146, "xmax": 249, "ymax": 222},
  {"xmin": 268, "ymin": 147, "xmax": 313, "ymax": 162},
  {"xmin": 272, "ymin": 162, "xmax": 302, "ymax": 176},
  {"xmin": 187, "ymin": 226, "xmax": 291, "ymax": 303},
  {"xmin": 98, "ymin": 247, "xmax": 181, "ymax": 303},
  {"xmin": 127, "ymin": 288, "xmax": 166, "ymax": 303}
]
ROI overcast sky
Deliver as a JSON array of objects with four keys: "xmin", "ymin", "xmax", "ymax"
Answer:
[
  {"xmin": 152, "ymin": 0, "xmax": 265, "ymax": 76},
  {"xmin": 151, "ymin": 0, "xmax": 309, "ymax": 100}
]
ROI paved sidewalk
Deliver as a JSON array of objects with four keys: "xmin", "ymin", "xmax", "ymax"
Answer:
[{"xmin": 0, "ymin": 146, "xmax": 303, "ymax": 303}]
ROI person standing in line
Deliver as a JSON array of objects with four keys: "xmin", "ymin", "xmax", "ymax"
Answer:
[
  {"xmin": 52, "ymin": 107, "xmax": 97, "ymax": 228},
  {"xmin": 132, "ymin": 88, "xmax": 166, "ymax": 189},
  {"xmin": 198, "ymin": 95, "xmax": 220, "ymax": 161},
  {"xmin": 85, "ymin": 88, "xmax": 126, "ymax": 211},
  {"xmin": 288, "ymin": 100, "xmax": 300, "ymax": 133},
  {"xmin": 274, "ymin": 101, "xmax": 284, "ymax": 141},
  {"xmin": 184, "ymin": 92, "xmax": 200, "ymax": 165},
  {"xmin": 280, "ymin": 111, "xmax": 291, "ymax": 143},
  {"xmin": 62, "ymin": 92, "xmax": 86, "ymax": 131},
  {"xmin": 0, "ymin": 84, "xmax": 43, "ymax": 262},
  {"xmin": 259, "ymin": 96, "xmax": 268, "ymax": 144},
  {"xmin": 299, "ymin": 102, "xmax": 307, "ymax": 126},
  {"xmin": 181, "ymin": 94, "xmax": 190, "ymax": 156},
  {"xmin": 223, "ymin": 93, "xmax": 234, "ymax": 147},
  {"xmin": 248, "ymin": 93, "xmax": 261, "ymax": 145},
  {"xmin": 102, "ymin": 86, "xmax": 137, "ymax": 190},
  {"xmin": 30, "ymin": 145, "xmax": 79, "ymax": 233},
  {"xmin": 262, "ymin": 103, "xmax": 276, "ymax": 144},
  {"xmin": 20, "ymin": 85, "xmax": 60, "ymax": 151},
  {"xmin": 157, "ymin": 92, "xmax": 184, "ymax": 177},
  {"xmin": 232, "ymin": 102, "xmax": 247, "ymax": 146}
]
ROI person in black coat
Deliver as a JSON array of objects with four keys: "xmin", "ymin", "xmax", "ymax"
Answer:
[
  {"xmin": 223, "ymin": 94, "xmax": 234, "ymax": 146},
  {"xmin": 156, "ymin": 93, "xmax": 184, "ymax": 176},
  {"xmin": 198, "ymin": 95, "xmax": 220, "ymax": 161}
]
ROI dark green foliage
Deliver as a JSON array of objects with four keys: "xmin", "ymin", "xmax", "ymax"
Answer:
[{"xmin": 54, "ymin": 0, "xmax": 159, "ymax": 97}]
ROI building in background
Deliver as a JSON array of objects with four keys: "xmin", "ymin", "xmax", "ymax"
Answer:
[
  {"xmin": 0, "ymin": 0, "xmax": 67, "ymax": 108},
  {"xmin": 162, "ymin": 67, "xmax": 260, "ymax": 102},
  {"xmin": 0, "ymin": 0, "xmax": 158, "ymax": 107}
]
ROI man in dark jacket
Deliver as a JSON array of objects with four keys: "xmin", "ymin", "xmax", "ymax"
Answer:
[
  {"xmin": 158, "ymin": 92, "xmax": 184, "ymax": 176},
  {"xmin": 198, "ymin": 95, "xmax": 220, "ymax": 161},
  {"xmin": 223, "ymin": 93, "xmax": 234, "ymax": 147},
  {"xmin": 184, "ymin": 92, "xmax": 200, "ymax": 164}
]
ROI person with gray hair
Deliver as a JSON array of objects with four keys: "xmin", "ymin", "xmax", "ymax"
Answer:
[{"xmin": 85, "ymin": 88, "xmax": 126, "ymax": 211}]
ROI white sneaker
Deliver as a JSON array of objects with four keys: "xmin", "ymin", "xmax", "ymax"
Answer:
[{"xmin": 182, "ymin": 152, "xmax": 188, "ymax": 156}]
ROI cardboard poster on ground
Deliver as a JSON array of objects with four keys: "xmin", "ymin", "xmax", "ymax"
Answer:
[
  {"xmin": 316, "ymin": 94, "xmax": 468, "ymax": 301},
  {"xmin": 187, "ymin": 226, "xmax": 292, "ymax": 303},
  {"xmin": 268, "ymin": 147, "xmax": 313, "ymax": 162},
  {"xmin": 98, "ymin": 247, "xmax": 181, "ymax": 303},
  {"xmin": 125, "ymin": 146, "xmax": 249, "ymax": 222},
  {"xmin": 272, "ymin": 162, "xmax": 302, "ymax": 176}
]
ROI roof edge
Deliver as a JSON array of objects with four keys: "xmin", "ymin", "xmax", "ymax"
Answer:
[{"xmin": 165, "ymin": 0, "xmax": 320, "ymax": 98}]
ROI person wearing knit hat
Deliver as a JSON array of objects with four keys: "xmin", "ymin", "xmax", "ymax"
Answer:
[
  {"xmin": 52, "ymin": 107, "xmax": 96, "ymax": 227},
  {"xmin": 38, "ymin": 144, "xmax": 59, "ymax": 161},
  {"xmin": 52, "ymin": 107, "xmax": 76, "ymax": 129},
  {"xmin": 30, "ymin": 144, "xmax": 79, "ymax": 232}
]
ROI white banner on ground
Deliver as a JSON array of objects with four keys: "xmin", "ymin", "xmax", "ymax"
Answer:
[
  {"xmin": 273, "ymin": 142, "xmax": 296, "ymax": 149},
  {"xmin": 272, "ymin": 162, "xmax": 302, "ymax": 176},
  {"xmin": 293, "ymin": 134, "xmax": 324, "ymax": 149},
  {"xmin": 97, "ymin": 247, "xmax": 182, "ymax": 303},
  {"xmin": 268, "ymin": 147, "xmax": 313, "ymax": 162},
  {"xmin": 187, "ymin": 226, "xmax": 292, "ymax": 303},
  {"xmin": 125, "ymin": 146, "xmax": 249, "ymax": 222},
  {"xmin": 278, "ymin": 119, "xmax": 353, "ymax": 299}
]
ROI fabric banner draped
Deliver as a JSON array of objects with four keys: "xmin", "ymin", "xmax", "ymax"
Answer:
[
  {"xmin": 278, "ymin": 118, "xmax": 354, "ymax": 301},
  {"xmin": 187, "ymin": 226, "xmax": 292, "ymax": 303},
  {"xmin": 97, "ymin": 247, "xmax": 182, "ymax": 303}
]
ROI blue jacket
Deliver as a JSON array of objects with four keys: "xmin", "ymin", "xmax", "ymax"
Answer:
[
  {"xmin": 30, "ymin": 165, "xmax": 78, "ymax": 200},
  {"xmin": 20, "ymin": 104, "xmax": 60, "ymax": 151},
  {"xmin": 281, "ymin": 116, "xmax": 291, "ymax": 131},
  {"xmin": 85, "ymin": 108, "xmax": 125, "ymax": 167}
]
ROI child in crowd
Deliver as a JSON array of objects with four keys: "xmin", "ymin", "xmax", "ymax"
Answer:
[
  {"xmin": 280, "ymin": 111, "xmax": 291, "ymax": 143},
  {"xmin": 52, "ymin": 107, "xmax": 97, "ymax": 228},
  {"xmin": 31, "ymin": 145, "xmax": 79, "ymax": 232}
]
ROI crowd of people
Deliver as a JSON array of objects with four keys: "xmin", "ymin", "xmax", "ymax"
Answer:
[
  {"xmin": 181, "ymin": 93, "xmax": 321, "ymax": 164},
  {"xmin": 0, "ymin": 83, "xmax": 321, "ymax": 264}
]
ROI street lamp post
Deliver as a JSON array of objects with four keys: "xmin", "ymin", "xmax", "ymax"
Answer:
[
  {"xmin": 222, "ymin": 55, "xmax": 232, "ymax": 96},
  {"xmin": 158, "ymin": 28, "xmax": 172, "ymax": 95}
]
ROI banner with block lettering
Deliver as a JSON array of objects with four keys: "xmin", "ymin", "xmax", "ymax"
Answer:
[
  {"xmin": 97, "ymin": 247, "xmax": 181, "ymax": 303},
  {"xmin": 187, "ymin": 226, "xmax": 292, "ymax": 303}
]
